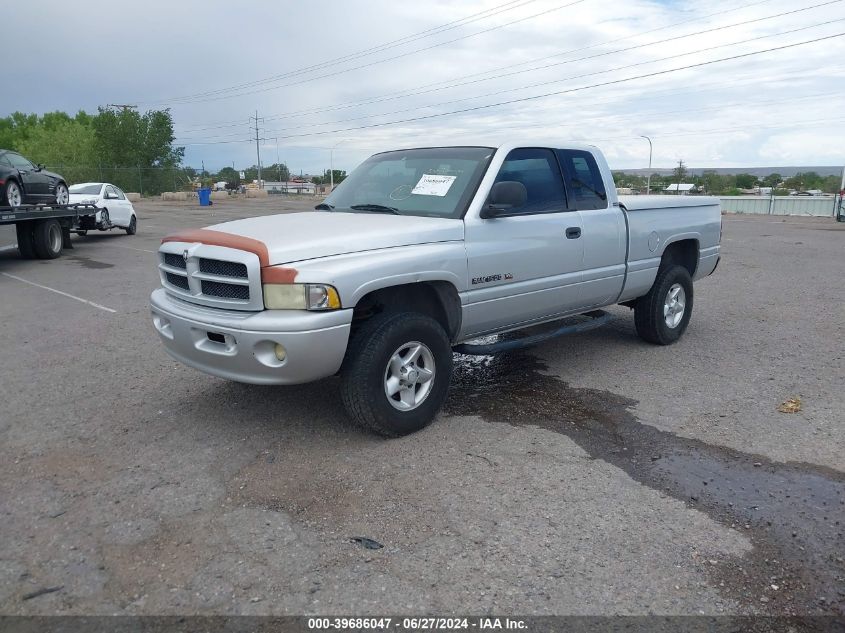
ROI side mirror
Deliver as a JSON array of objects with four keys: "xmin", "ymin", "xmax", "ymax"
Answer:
[
  {"xmin": 36, "ymin": 163, "xmax": 44, "ymax": 171},
  {"xmin": 480, "ymin": 180, "xmax": 527, "ymax": 218}
]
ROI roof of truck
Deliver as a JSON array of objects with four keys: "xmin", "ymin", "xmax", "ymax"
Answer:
[{"xmin": 376, "ymin": 140, "xmax": 601, "ymax": 155}]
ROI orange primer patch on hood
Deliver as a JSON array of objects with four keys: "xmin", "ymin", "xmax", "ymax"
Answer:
[
  {"xmin": 161, "ymin": 228, "xmax": 299, "ymax": 283},
  {"xmin": 162, "ymin": 228, "xmax": 270, "ymax": 267},
  {"xmin": 261, "ymin": 266, "xmax": 298, "ymax": 283}
]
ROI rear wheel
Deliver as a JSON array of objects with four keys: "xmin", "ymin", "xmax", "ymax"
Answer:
[
  {"xmin": 33, "ymin": 219, "xmax": 63, "ymax": 259},
  {"xmin": 125, "ymin": 215, "xmax": 137, "ymax": 235},
  {"xmin": 634, "ymin": 264, "xmax": 693, "ymax": 345},
  {"xmin": 15, "ymin": 222, "xmax": 36, "ymax": 258},
  {"xmin": 3, "ymin": 180, "xmax": 23, "ymax": 207},
  {"xmin": 340, "ymin": 312, "xmax": 452, "ymax": 437}
]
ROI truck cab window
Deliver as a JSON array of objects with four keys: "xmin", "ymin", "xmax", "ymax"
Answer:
[
  {"xmin": 494, "ymin": 148, "xmax": 567, "ymax": 214},
  {"xmin": 556, "ymin": 149, "xmax": 608, "ymax": 210}
]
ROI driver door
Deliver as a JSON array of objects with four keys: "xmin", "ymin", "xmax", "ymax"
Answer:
[{"xmin": 462, "ymin": 147, "xmax": 585, "ymax": 337}]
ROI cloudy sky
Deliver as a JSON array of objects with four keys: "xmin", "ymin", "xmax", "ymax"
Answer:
[{"xmin": 4, "ymin": 0, "xmax": 845, "ymax": 174}]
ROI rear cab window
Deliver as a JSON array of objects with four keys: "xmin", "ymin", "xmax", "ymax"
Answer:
[{"xmin": 556, "ymin": 149, "xmax": 608, "ymax": 210}]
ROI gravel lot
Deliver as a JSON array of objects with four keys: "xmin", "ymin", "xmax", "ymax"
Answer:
[{"xmin": 0, "ymin": 197, "xmax": 842, "ymax": 616}]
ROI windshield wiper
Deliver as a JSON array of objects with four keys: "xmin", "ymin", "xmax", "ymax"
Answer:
[
  {"xmin": 314, "ymin": 202, "xmax": 334, "ymax": 210},
  {"xmin": 350, "ymin": 203, "xmax": 400, "ymax": 214}
]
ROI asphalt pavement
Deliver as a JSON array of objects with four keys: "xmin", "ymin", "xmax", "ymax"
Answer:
[{"xmin": 0, "ymin": 197, "xmax": 842, "ymax": 616}]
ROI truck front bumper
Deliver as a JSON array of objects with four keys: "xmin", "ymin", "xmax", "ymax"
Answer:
[{"xmin": 150, "ymin": 288, "xmax": 353, "ymax": 385}]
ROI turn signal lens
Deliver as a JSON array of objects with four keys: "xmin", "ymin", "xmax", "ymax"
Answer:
[
  {"xmin": 308, "ymin": 284, "xmax": 341, "ymax": 310},
  {"xmin": 274, "ymin": 343, "xmax": 287, "ymax": 361}
]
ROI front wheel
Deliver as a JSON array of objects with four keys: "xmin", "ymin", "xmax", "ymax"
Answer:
[
  {"xmin": 98, "ymin": 208, "xmax": 110, "ymax": 230},
  {"xmin": 54, "ymin": 182, "xmax": 69, "ymax": 206},
  {"xmin": 3, "ymin": 180, "xmax": 23, "ymax": 207},
  {"xmin": 634, "ymin": 264, "xmax": 694, "ymax": 345},
  {"xmin": 340, "ymin": 312, "xmax": 452, "ymax": 437}
]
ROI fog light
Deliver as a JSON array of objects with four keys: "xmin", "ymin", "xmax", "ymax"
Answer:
[{"xmin": 274, "ymin": 343, "xmax": 287, "ymax": 361}]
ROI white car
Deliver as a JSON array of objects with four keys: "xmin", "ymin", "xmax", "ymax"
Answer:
[{"xmin": 68, "ymin": 182, "xmax": 137, "ymax": 235}]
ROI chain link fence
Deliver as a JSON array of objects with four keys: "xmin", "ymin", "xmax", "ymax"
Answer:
[{"xmin": 45, "ymin": 165, "xmax": 202, "ymax": 197}]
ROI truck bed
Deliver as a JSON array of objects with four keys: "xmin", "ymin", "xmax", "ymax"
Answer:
[{"xmin": 616, "ymin": 195, "xmax": 722, "ymax": 303}]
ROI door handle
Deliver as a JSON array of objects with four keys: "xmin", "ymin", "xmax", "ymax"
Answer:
[{"xmin": 565, "ymin": 227, "xmax": 581, "ymax": 239}]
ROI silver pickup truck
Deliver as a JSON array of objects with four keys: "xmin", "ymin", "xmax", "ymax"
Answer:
[{"xmin": 151, "ymin": 142, "xmax": 720, "ymax": 436}]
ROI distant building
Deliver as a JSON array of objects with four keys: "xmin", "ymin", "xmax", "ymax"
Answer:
[
  {"xmin": 664, "ymin": 183, "xmax": 697, "ymax": 195},
  {"xmin": 264, "ymin": 181, "xmax": 316, "ymax": 195}
]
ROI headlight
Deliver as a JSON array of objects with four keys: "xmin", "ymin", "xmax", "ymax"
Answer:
[{"xmin": 263, "ymin": 283, "xmax": 341, "ymax": 310}]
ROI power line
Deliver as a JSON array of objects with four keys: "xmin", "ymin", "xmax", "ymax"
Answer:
[
  {"xmin": 175, "ymin": 33, "xmax": 845, "ymax": 146},
  {"xmin": 255, "ymin": 16, "xmax": 845, "ymax": 135},
  {"xmin": 175, "ymin": 18, "xmax": 845, "ymax": 142},
  {"xmin": 155, "ymin": 0, "xmax": 589, "ymax": 106},
  {"xmin": 146, "ymin": 0, "xmax": 542, "ymax": 105},
  {"xmin": 262, "ymin": 32, "xmax": 845, "ymax": 141},
  {"xmin": 176, "ymin": 0, "xmax": 781, "ymax": 132}
]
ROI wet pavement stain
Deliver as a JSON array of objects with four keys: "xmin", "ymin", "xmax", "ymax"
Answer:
[
  {"xmin": 66, "ymin": 255, "xmax": 114, "ymax": 269},
  {"xmin": 445, "ymin": 351, "xmax": 845, "ymax": 615}
]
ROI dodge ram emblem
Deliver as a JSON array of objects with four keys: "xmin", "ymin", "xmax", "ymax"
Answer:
[{"xmin": 182, "ymin": 249, "xmax": 189, "ymax": 262}]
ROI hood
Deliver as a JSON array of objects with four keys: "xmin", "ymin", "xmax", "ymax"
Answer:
[{"xmin": 205, "ymin": 211, "xmax": 464, "ymax": 265}]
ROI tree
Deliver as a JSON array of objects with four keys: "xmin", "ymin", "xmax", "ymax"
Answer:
[
  {"xmin": 761, "ymin": 173, "xmax": 782, "ymax": 188},
  {"xmin": 94, "ymin": 106, "xmax": 183, "ymax": 169},
  {"xmin": 215, "ymin": 166, "xmax": 240, "ymax": 188},
  {"xmin": 323, "ymin": 169, "xmax": 347, "ymax": 185},
  {"xmin": 735, "ymin": 173, "xmax": 758, "ymax": 189},
  {"xmin": 15, "ymin": 112, "xmax": 97, "ymax": 185}
]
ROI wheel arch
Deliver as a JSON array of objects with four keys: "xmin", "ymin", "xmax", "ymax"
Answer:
[
  {"xmin": 659, "ymin": 237, "xmax": 699, "ymax": 277},
  {"xmin": 351, "ymin": 280, "xmax": 462, "ymax": 342}
]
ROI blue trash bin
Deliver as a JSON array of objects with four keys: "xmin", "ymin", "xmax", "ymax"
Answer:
[{"xmin": 198, "ymin": 188, "xmax": 212, "ymax": 206}]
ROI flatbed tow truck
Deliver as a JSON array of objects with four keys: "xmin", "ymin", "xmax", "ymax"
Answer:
[{"xmin": 0, "ymin": 203, "xmax": 99, "ymax": 259}]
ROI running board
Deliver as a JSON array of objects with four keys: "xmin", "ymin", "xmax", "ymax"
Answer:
[{"xmin": 453, "ymin": 310, "xmax": 615, "ymax": 355}]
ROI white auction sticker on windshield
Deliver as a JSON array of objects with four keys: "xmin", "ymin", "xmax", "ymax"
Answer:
[{"xmin": 411, "ymin": 174, "xmax": 457, "ymax": 197}]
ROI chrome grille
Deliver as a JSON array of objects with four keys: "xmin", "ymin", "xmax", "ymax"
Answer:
[
  {"xmin": 201, "ymin": 280, "xmax": 250, "ymax": 300},
  {"xmin": 199, "ymin": 258, "xmax": 247, "ymax": 278},
  {"xmin": 166, "ymin": 272, "xmax": 189, "ymax": 290},
  {"xmin": 158, "ymin": 242, "xmax": 261, "ymax": 311},
  {"xmin": 163, "ymin": 253, "xmax": 186, "ymax": 269}
]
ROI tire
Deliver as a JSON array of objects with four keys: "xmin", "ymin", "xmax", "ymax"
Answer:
[
  {"xmin": 77, "ymin": 230, "xmax": 88, "ymax": 236},
  {"xmin": 32, "ymin": 219, "xmax": 63, "ymax": 259},
  {"xmin": 634, "ymin": 264, "xmax": 693, "ymax": 345},
  {"xmin": 98, "ymin": 208, "xmax": 110, "ymax": 230},
  {"xmin": 3, "ymin": 180, "xmax": 23, "ymax": 207},
  {"xmin": 340, "ymin": 311, "xmax": 453, "ymax": 437},
  {"xmin": 125, "ymin": 215, "xmax": 137, "ymax": 235},
  {"xmin": 53, "ymin": 182, "xmax": 69, "ymax": 206},
  {"xmin": 15, "ymin": 222, "xmax": 36, "ymax": 259}
]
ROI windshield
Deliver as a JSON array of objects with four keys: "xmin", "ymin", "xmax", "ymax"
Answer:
[
  {"xmin": 69, "ymin": 184, "xmax": 103, "ymax": 195},
  {"xmin": 323, "ymin": 147, "xmax": 494, "ymax": 219}
]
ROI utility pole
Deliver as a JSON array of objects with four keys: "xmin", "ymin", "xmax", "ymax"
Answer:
[
  {"xmin": 640, "ymin": 135, "xmax": 652, "ymax": 195},
  {"xmin": 675, "ymin": 159, "xmax": 685, "ymax": 195},
  {"xmin": 250, "ymin": 111, "xmax": 264, "ymax": 188}
]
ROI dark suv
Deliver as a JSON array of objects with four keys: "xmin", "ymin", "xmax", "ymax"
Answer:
[{"xmin": 0, "ymin": 150, "xmax": 69, "ymax": 207}]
